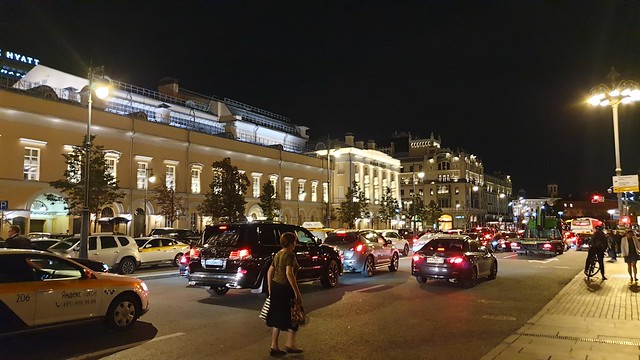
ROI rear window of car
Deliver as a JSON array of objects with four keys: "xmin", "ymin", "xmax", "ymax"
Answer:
[
  {"xmin": 202, "ymin": 225, "xmax": 249, "ymax": 247},
  {"xmin": 423, "ymin": 239, "xmax": 468, "ymax": 253},
  {"xmin": 118, "ymin": 236, "xmax": 131, "ymax": 246},
  {"xmin": 324, "ymin": 233, "xmax": 359, "ymax": 244},
  {"xmin": 135, "ymin": 239, "xmax": 147, "ymax": 247}
]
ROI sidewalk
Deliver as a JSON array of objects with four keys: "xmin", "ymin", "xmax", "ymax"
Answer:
[{"xmin": 482, "ymin": 259, "xmax": 640, "ymax": 360}]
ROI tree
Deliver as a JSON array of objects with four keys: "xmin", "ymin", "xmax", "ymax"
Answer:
[
  {"xmin": 378, "ymin": 187, "xmax": 399, "ymax": 228},
  {"xmin": 422, "ymin": 200, "xmax": 443, "ymax": 230},
  {"xmin": 258, "ymin": 182, "xmax": 280, "ymax": 221},
  {"xmin": 338, "ymin": 181, "xmax": 369, "ymax": 228},
  {"xmin": 198, "ymin": 157, "xmax": 250, "ymax": 222},
  {"xmin": 47, "ymin": 136, "xmax": 125, "ymax": 231},
  {"xmin": 152, "ymin": 175, "xmax": 184, "ymax": 227}
]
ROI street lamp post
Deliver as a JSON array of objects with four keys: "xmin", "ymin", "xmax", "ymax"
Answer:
[
  {"xmin": 588, "ymin": 68, "xmax": 640, "ymax": 223},
  {"xmin": 143, "ymin": 169, "xmax": 156, "ymax": 236},
  {"xmin": 79, "ymin": 66, "xmax": 109, "ymax": 259},
  {"xmin": 412, "ymin": 171, "xmax": 424, "ymax": 236}
]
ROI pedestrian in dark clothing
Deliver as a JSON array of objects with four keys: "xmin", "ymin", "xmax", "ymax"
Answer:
[
  {"xmin": 585, "ymin": 226, "xmax": 608, "ymax": 280},
  {"xmin": 5, "ymin": 225, "xmax": 31, "ymax": 249},
  {"xmin": 607, "ymin": 230, "xmax": 617, "ymax": 262},
  {"xmin": 266, "ymin": 232, "xmax": 304, "ymax": 357}
]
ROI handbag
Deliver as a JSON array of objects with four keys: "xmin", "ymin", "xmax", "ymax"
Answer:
[
  {"xmin": 259, "ymin": 296, "xmax": 270, "ymax": 321},
  {"xmin": 291, "ymin": 301, "xmax": 306, "ymax": 326}
]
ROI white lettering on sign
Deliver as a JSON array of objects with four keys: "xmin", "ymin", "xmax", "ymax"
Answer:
[{"xmin": 0, "ymin": 49, "xmax": 40, "ymax": 65}]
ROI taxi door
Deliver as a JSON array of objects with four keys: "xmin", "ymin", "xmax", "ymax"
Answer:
[
  {"xmin": 29, "ymin": 254, "xmax": 101, "ymax": 325},
  {"xmin": 0, "ymin": 255, "xmax": 39, "ymax": 331},
  {"xmin": 140, "ymin": 238, "xmax": 164, "ymax": 263}
]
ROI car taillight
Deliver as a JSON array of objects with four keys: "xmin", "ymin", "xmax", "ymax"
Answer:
[
  {"xmin": 484, "ymin": 234, "xmax": 492, "ymax": 239},
  {"xmin": 412, "ymin": 254, "xmax": 422, "ymax": 261},
  {"xmin": 355, "ymin": 243, "xmax": 365, "ymax": 253},
  {"xmin": 229, "ymin": 248, "xmax": 252, "ymax": 260},
  {"xmin": 543, "ymin": 243, "xmax": 552, "ymax": 250},
  {"xmin": 510, "ymin": 242, "xmax": 518, "ymax": 248},
  {"xmin": 447, "ymin": 256, "xmax": 464, "ymax": 264},
  {"xmin": 179, "ymin": 255, "xmax": 189, "ymax": 264},
  {"xmin": 190, "ymin": 247, "xmax": 201, "ymax": 258}
]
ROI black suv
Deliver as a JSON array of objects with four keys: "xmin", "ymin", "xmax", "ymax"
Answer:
[{"xmin": 187, "ymin": 222, "xmax": 342, "ymax": 295}]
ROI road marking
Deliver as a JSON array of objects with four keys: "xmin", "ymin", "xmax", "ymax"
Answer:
[
  {"xmin": 553, "ymin": 266, "xmax": 571, "ymax": 269},
  {"xmin": 477, "ymin": 299, "xmax": 502, "ymax": 304},
  {"xmin": 502, "ymin": 254, "xmax": 518, "ymax": 259},
  {"xmin": 482, "ymin": 314, "xmax": 516, "ymax": 321},
  {"xmin": 353, "ymin": 284, "xmax": 385, "ymax": 293},
  {"xmin": 68, "ymin": 332, "xmax": 185, "ymax": 360},
  {"xmin": 528, "ymin": 257, "xmax": 559, "ymax": 264}
]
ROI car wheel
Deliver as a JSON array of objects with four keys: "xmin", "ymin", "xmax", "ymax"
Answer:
[
  {"xmin": 173, "ymin": 253, "xmax": 182, "ymax": 267},
  {"xmin": 465, "ymin": 267, "xmax": 478, "ymax": 288},
  {"xmin": 207, "ymin": 286, "xmax": 230, "ymax": 295},
  {"xmin": 416, "ymin": 276, "xmax": 427, "ymax": 284},
  {"xmin": 118, "ymin": 257, "xmax": 137, "ymax": 275},
  {"xmin": 388, "ymin": 253, "xmax": 399, "ymax": 272},
  {"xmin": 403, "ymin": 244, "xmax": 410, "ymax": 256},
  {"xmin": 488, "ymin": 261, "xmax": 497, "ymax": 280},
  {"xmin": 361, "ymin": 256, "xmax": 374, "ymax": 277},
  {"xmin": 321, "ymin": 259, "xmax": 340, "ymax": 288},
  {"xmin": 105, "ymin": 294, "xmax": 141, "ymax": 330}
]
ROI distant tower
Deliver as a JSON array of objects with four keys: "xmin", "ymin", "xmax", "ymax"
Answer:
[{"xmin": 547, "ymin": 184, "xmax": 558, "ymax": 198}]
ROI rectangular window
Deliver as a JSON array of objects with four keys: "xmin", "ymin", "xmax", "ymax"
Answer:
[
  {"xmin": 253, "ymin": 176, "xmax": 260, "ymax": 198},
  {"xmin": 270, "ymin": 176, "xmax": 278, "ymax": 196},
  {"xmin": 105, "ymin": 157, "xmax": 117, "ymax": 179},
  {"xmin": 166, "ymin": 165, "xmax": 176, "ymax": 190},
  {"xmin": 311, "ymin": 182, "xmax": 318, "ymax": 202},
  {"xmin": 323, "ymin": 183, "xmax": 328, "ymax": 203},
  {"xmin": 284, "ymin": 180, "xmax": 292, "ymax": 200},
  {"xmin": 137, "ymin": 163, "xmax": 148, "ymax": 190},
  {"xmin": 191, "ymin": 168, "xmax": 201, "ymax": 194},
  {"xmin": 23, "ymin": 147, "xmax": 40, "ymax": 181}
]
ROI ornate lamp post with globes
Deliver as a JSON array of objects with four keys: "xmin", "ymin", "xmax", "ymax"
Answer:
[{"xmin": 588, "ymin": 68, "xmax": 640, "ymax": 222}]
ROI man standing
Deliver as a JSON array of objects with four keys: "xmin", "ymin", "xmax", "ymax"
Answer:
[
  {"xmin": 5, "ymin": 225, "xmax": 32, "ymax": 249},
  {"xmin": 607, "ymin": 229, "xmax": 618, "ymax": 262}
]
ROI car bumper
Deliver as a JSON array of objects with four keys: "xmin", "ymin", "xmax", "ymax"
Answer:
[
  {"xmin": 187, "ymin": 271, "xmax": 255, "ymax": 289},
  {"xmin": 341, "ymin": 258, "xmax": 365, "ymax": 272},
  {"xmin": 412, "ymin": 264, "xmax": 472, "ymax": 280}
]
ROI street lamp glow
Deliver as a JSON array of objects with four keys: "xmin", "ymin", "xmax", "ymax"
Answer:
[{"xmin": 94, "ymin": 84, "xmax": 110, "ymax": 99}]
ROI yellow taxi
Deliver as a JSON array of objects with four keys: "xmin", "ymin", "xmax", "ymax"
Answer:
[
  {"xmin": 0, "ymin": 249, "xmax": 150, "ymax": 334},
  {"xmin": 135, "ymin": 236, "xmax": 190, "ymax": 267}
]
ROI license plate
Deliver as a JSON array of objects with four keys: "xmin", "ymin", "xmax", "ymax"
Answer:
[
  {"xmin": 203, "ymin": 258, "xmax": 225, "ymax": 267},
  {"xmin": 426, "ymin": 257, "xmax": 444, "ymax": 264}
]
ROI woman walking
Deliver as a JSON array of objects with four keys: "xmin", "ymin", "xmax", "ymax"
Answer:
[
  {"xmin": 266, "ymin": 232, "xmax": 304, "ymax": 357},
  {"xmin": 621, "ymin": 230, "xmax": 640, "ymax": 285}
]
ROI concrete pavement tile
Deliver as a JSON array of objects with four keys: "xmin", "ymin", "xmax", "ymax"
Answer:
[{"xmin": 489, "ymin": 345, "xmax": 551, "ymax": 360}]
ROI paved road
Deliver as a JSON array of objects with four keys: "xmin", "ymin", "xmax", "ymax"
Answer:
[{"xmin": 0, "ymin": 251, "xmax": 589, "ymax": 359}]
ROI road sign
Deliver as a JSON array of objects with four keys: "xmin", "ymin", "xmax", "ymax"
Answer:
[
  {"xmin": 613, "ymin": 175, "xmax": 639, "ymax": 193},
  {"xmin": 0, "ymin": 200, "xmax": 8, "ymax": 210}
]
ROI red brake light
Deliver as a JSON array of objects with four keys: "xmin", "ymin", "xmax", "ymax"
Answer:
[
  {"xmin": 437, "ymin": 247, "xmax": 445, "ymax": 252},
  {"xmin": 179, "ymin": 255, "xmax": 189, "ymax": 264},
  {"xmin": 510, "ymin": 242, "xmax": 518, "ymax": 248},
  {"xmin": 447, "ymin": 256, "xmax": 464, "ymax": 264},
  {"xmin": 355, "ymin": 243, "xmax": 364, "ymax": 252},
  {"xmin": 190, "ymin": 248, "xmax": 201, "ymax": 258},
  {"xmin": 219, "ymin": 225, "xmax": 228, "ymax": 230},
  {"xmin": 484, "ymin": 234, "xmax": 491, "ymax": 239},
  {"xmin": 229, "ymin": 248, "xmax": 252, "ymax": 260},
  {"xmin": 543, "ymin": 243, "xmax": 552, "ymax": 250},
  {"xmin": 412, "ymin": 254, "xmax": 421, "ymax": 261}
]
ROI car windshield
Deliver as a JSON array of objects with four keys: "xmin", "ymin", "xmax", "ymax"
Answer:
[
  {"xmin": 422, "ymin": 239, "xmax": 468, "ymax": 253},
  {"xmin": 324, "ymin": 233, "xmax": 358, "ymax": 245},
  {"xmin": 50, "ymin": 239, "xmax": 78, "ymax": 250}
]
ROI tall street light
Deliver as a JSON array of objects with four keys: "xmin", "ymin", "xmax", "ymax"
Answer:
[
  {"xmin": 588, "ymin": 68, "xmax": 640, "ymax": 222},
  {"xmin": 412, "ymin": 171, "xmax": 424, "ymax": 236},
  {"xmin": 79, "ymin": 66, "xmax": 110, "ymax": 259},
  {"xmin": 144, "ymin": 169, "xmax": 156, "ymax": 236}
]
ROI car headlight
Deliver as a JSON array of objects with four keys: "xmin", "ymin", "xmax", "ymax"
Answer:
[{"xmin": 140, "ymin": 281, "xmax": 149, "ymax": 292}]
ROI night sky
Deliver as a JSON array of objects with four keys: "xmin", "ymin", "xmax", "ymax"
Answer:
[{"xmin": 3, "ymin": 1, "xmax": 640, "ymax": 197}]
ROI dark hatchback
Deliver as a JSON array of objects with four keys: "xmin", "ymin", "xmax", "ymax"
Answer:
[
  {"xmin": 411, "ymin": 235, "xmax": 498, "ymax": 287},
  {"xmin": 187, "ymin": 222, "xmax": 343, "ymax": 295}
]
